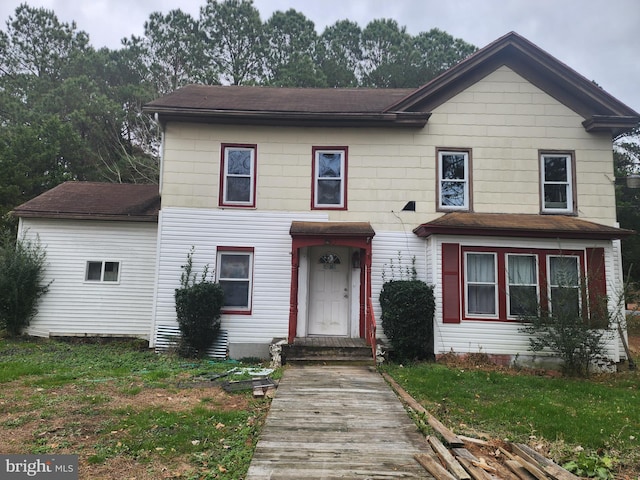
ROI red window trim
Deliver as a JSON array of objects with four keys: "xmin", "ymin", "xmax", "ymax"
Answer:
[
  {"xmin": 460, "ymin": 246, "xmax": 586, "ymax": 322},
  {"xmin": 219, "ymin": 143, "xmax": 258, "ymax": 208},
  {"xmin": 216, "ymin": 246, "xmax": 254, "ymax": 315},
  {"xmin": 311, "ymin": 146, "xmax": 348, "ymax": 211},
  {"xmin": 436, "ymin": 147, "xmax": 473, "ymax": 213}
]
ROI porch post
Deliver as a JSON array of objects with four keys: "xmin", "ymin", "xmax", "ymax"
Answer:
[{"xmin": 288, "ymin": 246, "xmax": 299, "ymax": 343}]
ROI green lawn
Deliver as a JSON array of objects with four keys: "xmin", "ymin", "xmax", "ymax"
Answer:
[
  {"xmin": 0, "ymin": 337, "xmax": 272, "ymax": 479},
  {"xmin": 383, "ymin": 357, "xmax": 640, "ymax": 477}
]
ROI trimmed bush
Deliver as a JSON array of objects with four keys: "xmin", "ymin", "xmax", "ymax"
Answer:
[
  {"xmin": 0, "ymin": 234, "xmax": 50, "ymax": 336},
  {"xmin": 379, "ymin": 280, "xmax": 435, "ymax": 361},
  {"xmin": 174, "ymin": 248, "xmax": 224, "ymax": 358}
]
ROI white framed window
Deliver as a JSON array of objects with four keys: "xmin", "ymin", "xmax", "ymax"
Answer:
[
  {"xmin": 507, "ymin": 254, "xmax": 539, "ymax": 317},
  {"xmin": 220, "ymin": 144, "xmax": 256, "ymax": 207},
  {"xmin": 541, "ymin": 153, "xmax": 574, "ymax": 213},
  {"xmin": 548, "ymin": 255, "xmax": 580, "ymax": 317},
  {"xmin": 217, "ymin": 248, "xmax": 254, "ymax": 313},
  {"xmin": 312, "ymin": 147, "xmax": 347, "ymax": 209},
  {"xmin": 465, "ymin": 252, "xmax": 497, "ymax": 316},
  {"xmin": 438, "ymin": 149, "xmax": 470, "ymax": 210},
  {"xmin": 85, "ymin": 261, "xmax": 120, "ymax": 282}
]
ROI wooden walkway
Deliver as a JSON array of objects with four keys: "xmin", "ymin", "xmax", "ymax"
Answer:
[{"xmin": 246, "ymin": 365, "xmax": 431, "ymax": 479}]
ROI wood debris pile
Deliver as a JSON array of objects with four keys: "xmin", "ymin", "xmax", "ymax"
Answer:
[{"xmin": 382, "ymin": 373, "xmax": 579, "ymax": 480}]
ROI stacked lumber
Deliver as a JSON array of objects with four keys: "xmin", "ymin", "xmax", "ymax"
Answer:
[{"xmin": 382, "ymin": 373, "xmax": 579, "ymax": 480}]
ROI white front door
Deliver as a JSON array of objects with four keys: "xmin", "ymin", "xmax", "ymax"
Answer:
[{"xmin": 308, "ymin": 246, "xmax": 350, "ymax": 336}]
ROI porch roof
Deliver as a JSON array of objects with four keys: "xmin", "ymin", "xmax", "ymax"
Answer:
[
  {"xmin": 413, "ymin": 212, "xmax": 634, "ymax": 240},
  {"xmin": 290, "ymin": 221, "xmax": 375, "ymax": 238}
]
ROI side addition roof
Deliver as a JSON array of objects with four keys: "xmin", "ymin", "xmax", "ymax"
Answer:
[{"xmin": 12, "ymin": 182, "xmax": 160, "ymax": 222}]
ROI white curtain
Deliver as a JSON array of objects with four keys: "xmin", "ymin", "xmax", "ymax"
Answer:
[{"xmin": 467, "ymin": 254, "xmax": 495, "ymax": 315}]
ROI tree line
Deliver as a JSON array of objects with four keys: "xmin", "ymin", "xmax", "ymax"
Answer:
[{"xmin": 0, "ymin": 0, "xmax": 477, "ymax": 234}]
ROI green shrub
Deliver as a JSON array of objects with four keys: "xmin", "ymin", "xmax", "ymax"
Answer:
[
  {"xmin": 0, "ymin": 234, "xmax": 50, "ymax": 336},
  {"xmin": 174, "ymin": 248, "xmax": 224, "ymax": 358},
  {"xmin": 379, "ymin": 280, "xmax": 435, "ymax": 361}
]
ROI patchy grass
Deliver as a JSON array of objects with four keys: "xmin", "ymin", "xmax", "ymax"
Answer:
[
  {"xmin": 382, "ymin": 350, "xmax": 640, "ymax": 478},
  {"xmin": 0, "ymin": 336, "xmax": 273, "ymax": 479}
]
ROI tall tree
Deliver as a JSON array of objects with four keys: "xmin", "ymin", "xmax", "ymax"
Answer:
[
  {"xmin": 199, "ymin": 0, "xmax": 264, "ymax": 85},
  {"xmin": 263, "ymin": 9, "xmax": 326, "ymax": 87},
  {"xmin": 124, "ymin": 9, "xmax": 204, "ymax": 96},
  {"xmin": 318, "ymin": 20, "xmax": 362, "ymax": 88},
  {"xmin": 412, "ymin": 28, "xmax": 477, "ymax": 84},
  {"xmin": 359, "ymin": 19, "xmax": 414, "ymax": 88}
]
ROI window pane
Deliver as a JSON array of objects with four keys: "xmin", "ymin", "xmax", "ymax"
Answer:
[
  {"xmin": 442, "ymin": 154, "xmax": 465, "ymax": 179},
  {"xmin": 468, "ymin": 285, "xmax": 496, "ymax": 315},
  {"xmin": 550, "ymin": 257, "xmax": 578, "ymax": 286},
  {"xmin": 227, "ymin": 150, "xmax": 251, "ymax": 175},
  {"xmin": 220, "ymin": 254, "xmax": 250, "ymax": 279},
  {"xmin": 441, "ymin": 181, "xmax": 465, "ymax": 206},
  {"xmin": 510, "ymin": 286, "xmax": 538, "ymax": 316},
  {"xmin": 544, "ymin": 184, "xmax": 568, "ymax": 209},
  {"xmin": 86, "ymin": 262, "xmax": 102, "ymax": 281},
  {"xmin": 467, "ymin": 254, "xmax": 495, "ymax": 282},
  {"xmin": 318, "ymin": 153, "xmax": 341, "ymax": 178},
  {"xmin": 226, "ymin": 177, "xmax": 251, "ymax": 202},
  {"xmin": 317, "ymin": 179, "xmax": 341, "ymax": 205},
  {"xmin": 103, "ymin": 262, "xmax": 119, "ymax": 282},
  {"xmin": 544, "ymin": 157, "xmax": 567, "ymax": 182},
  {"xmin": 508, "ymin": 256, "xmax": 536, "ymax": 284},
  {"xmin": 220, "ymin": 280, "xmax": 249, "ymax": 308},
  {"xmin": 551, "ymin": 286, "xmax": 580, "ymax": 317}
]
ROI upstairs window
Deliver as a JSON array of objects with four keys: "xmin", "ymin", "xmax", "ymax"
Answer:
[
  {"xmin": 217, "ymin": 247, "xmax": 253, "ymax": 313},
  {"xmin": 438, "ymin": 149, "xmax": 470, "ymax": 211},
  {"xmin": 312, "ymin": 147, "xmax": 347, "ymax": 209},
  {"xmin": 541, "ymin": 152, "xmax": 575, "ymax": 214},
  {"xmin": 86, "ymin": 261, "xmax": 120, "ymax": 282},
  {"xmin": 220, "ymin": 144, "xmax": 256, "ymax": 207}
]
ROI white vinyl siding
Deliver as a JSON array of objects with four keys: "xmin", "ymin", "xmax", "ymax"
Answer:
[
  {"xmin": 152, "ymin": 208, "xmax": 327, "ymax": 349},
  {"xmin": 18, "ymin": 218, "xmax": 157, "ymax": 339}
]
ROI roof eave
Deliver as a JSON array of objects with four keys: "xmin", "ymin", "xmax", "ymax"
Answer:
[
  {"xmin": 583, "ymin": 115, "xmax": 640, "ymax": 136},
  {"xmin": 144, "ymin": 107, "xmax": 430, "ymax": 128},
  {"xmin": 12, "ymin": 211, "xmax": 159, "ymax": 222}
]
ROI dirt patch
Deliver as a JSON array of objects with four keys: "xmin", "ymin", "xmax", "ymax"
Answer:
[{"xmin": 0, "ymin": 379, "xmax": 251, "ymax": 479}]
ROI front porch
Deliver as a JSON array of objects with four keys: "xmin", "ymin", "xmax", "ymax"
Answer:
[{"xmin": 278, "ymin": 337, "xmax": 374, "ymax": 365}]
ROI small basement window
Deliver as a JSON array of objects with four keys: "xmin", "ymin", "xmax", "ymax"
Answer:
[{"xmin": 86, "ymin": 261, "xmax": 120, "ymax": 282}]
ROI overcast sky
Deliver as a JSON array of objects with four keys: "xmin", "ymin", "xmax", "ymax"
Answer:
[{"xmin": 1, "ymin": 0, "xmax": 639, "ymax": 112}]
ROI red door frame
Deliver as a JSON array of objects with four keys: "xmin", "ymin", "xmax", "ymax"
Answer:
[{"xmin": 288, "ymin": 235, "xmax": 373, "ymax": 343}]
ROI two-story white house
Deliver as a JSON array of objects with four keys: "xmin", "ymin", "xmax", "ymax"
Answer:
[{"xmin": 14, "ymin": 32, "xmax": 638, "ymax": 365}]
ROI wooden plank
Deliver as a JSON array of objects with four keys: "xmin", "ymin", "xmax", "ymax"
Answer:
[
  {"xmin": 453, "ymin": 448, "xmax": 479, "ymax": 462},
  {"xmin": 415, "ymin": 453, "xmax": 459, "ymax": 480},
  {"xmin": 382, "ymin": 372, "xmax": 464, "ymax": 447},
  {"xmin": 511, "ymin": 444, "xmax": 579, "ymax": 480},
  {"xmin": 428, "ymin": 435, "xmax": 472, "ymax": 480},
  {"xmin": 511, "ymin": 454, "xmax": 550, "ymax": 480},
  {"xmin": 457, "ymin": 457, "xmax": 493, "ymax": 480},
  {"xmin": 506, "ymin": 460, "xmax": 538, "ymax": 480},
  {"xmin": 459, "ymin": 434, "xmax": 489, "ymax": 446}
]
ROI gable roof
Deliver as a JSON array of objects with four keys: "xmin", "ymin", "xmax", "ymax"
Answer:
[
  {"xmin": 387, "ymin": 32, "xmax": 639, "ymax": 135},
  {"xmin": 12, "ymin": 182, "xmax": 160, "ymax": 222},
  {"xmin": 413, "ymin": 212, "xmax": 634, "ymax": 240},
  {"xmin": 144, "ymin": 32, "xmax": 638, "ymax": 135}
]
